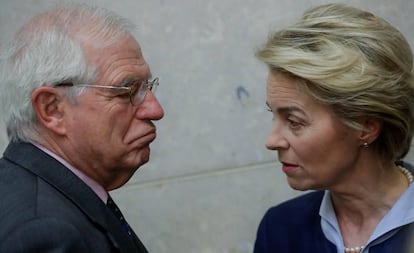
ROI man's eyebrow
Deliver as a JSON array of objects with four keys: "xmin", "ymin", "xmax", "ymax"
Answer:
[
  {"xmin": 118, "ymin": 78, "xmax": 137, "ymax": 87},
  {"xmin": 119, "ymin": 72, "xmax": 153, "ymax": 86}
]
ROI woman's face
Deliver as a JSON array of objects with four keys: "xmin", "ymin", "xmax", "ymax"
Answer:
[{"xmin": 265, "ymin": 72, "xmax": 362, "ymax": 191}]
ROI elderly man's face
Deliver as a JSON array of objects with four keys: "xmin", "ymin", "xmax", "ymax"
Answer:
[{"xmin": 63, "ymin": 35, "xmax": 164, "ymax": 190}]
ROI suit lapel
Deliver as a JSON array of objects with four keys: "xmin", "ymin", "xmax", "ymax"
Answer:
[{"xmin": 3, "ymin": 141, "xmax": 147, "ymax": 253}]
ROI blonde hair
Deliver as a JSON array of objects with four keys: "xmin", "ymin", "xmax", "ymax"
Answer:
[{"xmin": 256, "ymin": 3, "xmax": 414, "ymax": 162}]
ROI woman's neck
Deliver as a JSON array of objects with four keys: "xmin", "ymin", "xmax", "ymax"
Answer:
[{"xmin": 331, "ymin": 163, "xmax": 411, "ymax": 248}]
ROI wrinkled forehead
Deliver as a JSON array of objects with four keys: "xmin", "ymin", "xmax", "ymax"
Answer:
[{"xmin": 83, "ymin": 35, "xmax": 149, "ymax": 84}]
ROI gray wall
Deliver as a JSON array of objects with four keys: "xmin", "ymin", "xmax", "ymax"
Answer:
[{"xmin": 1, "ymin": 0, "xmax": 414, "ymax": 252}]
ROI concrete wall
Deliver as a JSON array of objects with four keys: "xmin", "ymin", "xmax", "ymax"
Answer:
[{"xmin": 1, "ymin": 0, "xmax": 414, "ymax": 252}]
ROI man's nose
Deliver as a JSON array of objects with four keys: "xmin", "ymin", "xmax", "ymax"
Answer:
[{"xmin": 135, "ymin": 91, "xmax": 164, "ymax": 120}]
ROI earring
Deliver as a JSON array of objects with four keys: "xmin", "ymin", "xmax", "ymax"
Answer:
[{"xmin": 362, "ymin": 142, "xmax": 369, "ymax": 148}]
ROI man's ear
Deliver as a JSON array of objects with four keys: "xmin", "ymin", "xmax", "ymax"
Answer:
[
  {"xmin": 31, "ymin": 86, "xmax": 66, "ymax": 136},
  {"xmin": 359, "ymin": 118, "xmax": 382, "ymax": 145}
]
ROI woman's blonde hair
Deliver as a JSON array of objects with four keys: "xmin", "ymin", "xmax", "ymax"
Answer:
[{"xmin": 256, "ymin": 3, "xmax": 414, "ymax": 162}]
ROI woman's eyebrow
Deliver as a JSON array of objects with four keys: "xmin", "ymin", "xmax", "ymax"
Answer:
[
  {"xmin": 276, "ymin": 106, "xmax": 305, "ymax": 115},
  {"xmin": 266, "ymin": 102, "xmax": 305, "ymax": 115}
]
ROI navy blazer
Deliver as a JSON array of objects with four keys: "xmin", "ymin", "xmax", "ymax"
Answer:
[
  {"xmin": 254, "ymin": 190, "xmax": 413, "ymax": 253},
  {"xmin": 0, "ymin": 141, "xmax": 148, "ymax": 253}
]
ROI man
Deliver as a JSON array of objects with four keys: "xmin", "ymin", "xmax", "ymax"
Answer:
[{"xmin": 0, "ymin": 4, "xmax": 164, "ymax": 253}]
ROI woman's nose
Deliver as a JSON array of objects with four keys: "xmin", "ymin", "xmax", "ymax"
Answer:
[{"xmin": 265, "ymin": 122, "xmax": 289, "ymax": 150}]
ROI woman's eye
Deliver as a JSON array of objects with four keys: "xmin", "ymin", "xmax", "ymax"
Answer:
[
  {"xmin": 288, "ymin": 120, "xmax": 300, "ymax": 127},
  {"xmin": 265, "ymin": 102, "xmax": 273, "ymax": 112},
  {"xmin": 266, "ymin": 108, "xmax": 275, "ymax": 121},
  {"xmin": 287, "ymin": 119, "xmax": 303, "ymax": 130}
]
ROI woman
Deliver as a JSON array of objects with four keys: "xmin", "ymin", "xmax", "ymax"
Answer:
[{"xmin": 254, "ymin": 3, "xmax": 414, "ymax": 253}]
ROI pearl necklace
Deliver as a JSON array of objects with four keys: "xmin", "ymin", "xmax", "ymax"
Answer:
[
  {"xmin": 344, "ymin": 246, "xmax": 363, "ymax": 253},
  {"xmin": 398, "ymin": 165, "xmax": 414, "ymax": 184},
  {"xmin": 344, "ymin": 165, "xmax": 413, "ymax": 253}
]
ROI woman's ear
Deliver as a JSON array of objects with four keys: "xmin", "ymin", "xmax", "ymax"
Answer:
[
  {"xmin": 359, "ymin": 118, "xmax": 382, "ymax": 145},
  {"xmin": 31, "ymin": 86, "xmax": 66, "ymax": 136}
]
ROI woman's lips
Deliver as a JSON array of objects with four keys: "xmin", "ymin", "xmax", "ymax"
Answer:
[{"xmin": 281, "ymin": 162, "xmax": 299, "ymax": 174}]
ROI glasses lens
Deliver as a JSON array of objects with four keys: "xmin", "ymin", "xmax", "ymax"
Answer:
[
  {"xmin": 150, "ymin": 78, "xmax": 159, "ymax": 93},
  {"xmin": 131, "ymin": 78, "xmax": 159, "ymax": 106}
]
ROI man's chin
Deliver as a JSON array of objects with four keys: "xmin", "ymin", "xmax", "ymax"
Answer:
[{"xmin": 132, "ymin": 146, "xmax": 151, "ymax": 168}]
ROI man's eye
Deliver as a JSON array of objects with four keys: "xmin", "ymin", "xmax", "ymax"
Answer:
[
  {"xmin": 125, "ymin": 81, "xmax": 141, "ymax": 95},
  {"xmin": 116, "ymin": 92, "xmax": 130, "ymax": 99}
]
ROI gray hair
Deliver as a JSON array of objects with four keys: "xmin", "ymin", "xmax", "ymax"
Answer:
[
  {"xmin": 256, "ymin": 3, "xmax": 414, "ymax": 162},
  {"xmin": 0, "ymin": 4, "xmax": 135, "ymax": 142}
]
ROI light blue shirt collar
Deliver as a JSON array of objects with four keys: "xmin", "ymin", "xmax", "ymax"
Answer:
[{"xmin": 320, "ymin": 182, "xmax": 414, "ymax": 253}]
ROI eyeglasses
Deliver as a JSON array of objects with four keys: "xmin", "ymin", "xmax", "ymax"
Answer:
[{"xmin": 55, "ymin": 78, "xmax": 159, "ymax": 106}]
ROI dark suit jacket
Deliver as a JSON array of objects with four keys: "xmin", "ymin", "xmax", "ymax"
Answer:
[
  {"xmin": 254, "ymin": 190, "xmax": 413, "ymax": 253},
  {"xmin": 0, "ymin": 141, "xmax": 148, "ymax": 253}
]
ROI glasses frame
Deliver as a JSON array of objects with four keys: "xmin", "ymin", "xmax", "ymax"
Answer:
[{"xmin": 55, "ymin": 77, "xmax": 159, "ymax": 106}]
